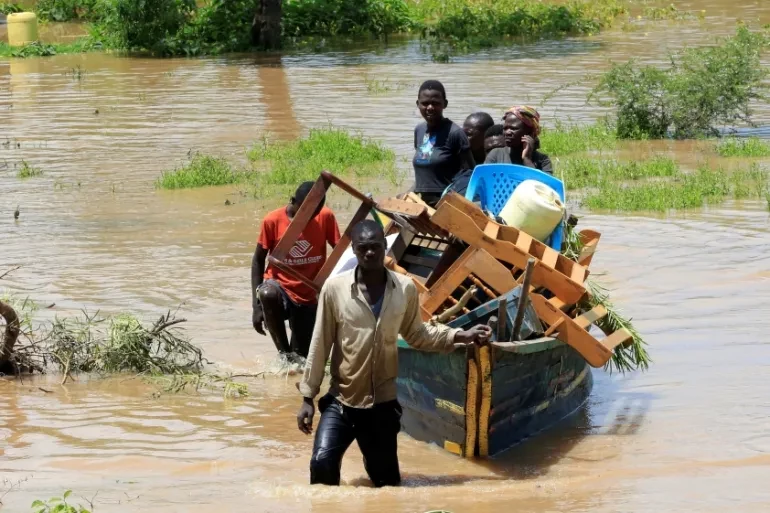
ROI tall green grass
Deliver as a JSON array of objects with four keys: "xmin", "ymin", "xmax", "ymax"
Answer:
[
  {"xmin": 539, "ymin": 121, "xmax": 618, "ymax": 157},
  {"xmin": 582, "ymin": 165, "xmax": 770, "ymax": 211},
  {"xmin": 558, "ymin": 155, "xmax": 678, "ymax": 190},
  {"xmin": 716, "ymin": 137, "xmax": 770, "ymax": 158},
  {"xmin": 155, "ymin": 153, "xmax": 243, "ymax": 190},
  {"xmin": 247, "ymin": 127, "xmax": 399, "ymax": 186}
]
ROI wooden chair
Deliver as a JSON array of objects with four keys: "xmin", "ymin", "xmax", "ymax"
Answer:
[{"xmin": 267, "ymin": 171, "xmax": 375, "ymax": 292}]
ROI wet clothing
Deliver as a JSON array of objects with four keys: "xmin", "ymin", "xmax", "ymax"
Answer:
[
  {"xmin": 310, "ymin": 394, "xmax": 402, "ymax": 487},
  {"xmin": 257, "ymin": 280, "xmax": 316, "ymax": 357},
  {"xmin": 300, "ymin": 268, "xmax": 458, "ymax": 409},
  {"xmin": 258, "ymin": 206, "xmax": 341, "ymax": 305},
  {"xmin": 413, "ymin": 118, "xmax": 472, "ymax": 194},
  {"xmin": 485, "ymin": 147, "xmax": 553, "ymax": 175}
]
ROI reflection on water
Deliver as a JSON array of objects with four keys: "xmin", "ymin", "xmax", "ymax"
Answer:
[{"xmin": 1, "ymin": 1, "xmax": 770, "ymax": 511}]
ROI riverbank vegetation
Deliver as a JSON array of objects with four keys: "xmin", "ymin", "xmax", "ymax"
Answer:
[{"xmin": 716, "ymin": 137, "xmax": 770, "ymax": 158}]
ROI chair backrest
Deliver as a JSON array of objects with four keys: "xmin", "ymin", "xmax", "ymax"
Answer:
[{"xmin": 464, "ymin": 164, "xmax": 565, "ymax": 250}]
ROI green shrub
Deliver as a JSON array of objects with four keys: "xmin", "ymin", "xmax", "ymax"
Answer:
[
  {"xmin": 155, "ymin": 153, "xmax": 243, "ymax": 189},
  {"xmin": 283, "ymin": 0, "xmax": 413, "ymax": 38},
  {"xmin": 716, "ymin": 137, "xmax": 770, "ymax": 157},
  {"xmin": 593, "ymin": 26, "xmax": 770, "ymax": 139},
  {"xmin": 0, "ymin": 2, "xmax": 22, "ymax": 14},
  {"xmin": 31, "ymin": 491, "xmax": 90, "ymax": 513},
  {"xmin": 94, "ymin": 0, "xmax": 196, "ymax": 55},
  {"xmin": 35, "ymin": 0, "xmax": 102, "ymax": 21},
  {"xmin": 247, "ymin": 127, "xmax": 399, "ymax": 186},
  {"xmin": 417, "ymin": 0, "xmax": 626, "ymax": 59},
  {"xmin": 0, "ymin": 39, "xmax": 100, "ymax": 58}
]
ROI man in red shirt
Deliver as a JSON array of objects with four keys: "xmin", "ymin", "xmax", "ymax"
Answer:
[{"xmin": 251, "ymin": 182, "xmax": 341, "ymax": 361}]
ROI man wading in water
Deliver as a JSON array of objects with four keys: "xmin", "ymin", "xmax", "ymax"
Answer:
[
  {"xmin": 297, "ymin": 220, "xmax": 492, "ymax": 486},
  {"xmin": 252, "ymin": 182, "xmax": 341, "ymax": 362}
]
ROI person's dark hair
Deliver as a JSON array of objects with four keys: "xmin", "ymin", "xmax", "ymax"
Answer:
[
  {"xmin": 485, "ymin": 124, "xmax": 504, "ymax": 138},
  {"xmin": 418, "ymin": 80, "xmax": 446, "ymax": 100},
  {"xmin": 351, "ymin": 219, "xmax": 385, "ymax": 243},
  {"xmin": 466, "ymin": 112, "xmax": 494, "ymax": 131},
  {"xmin": 292, "ymin": 181, "xmax": 316, "ymax": 205}
]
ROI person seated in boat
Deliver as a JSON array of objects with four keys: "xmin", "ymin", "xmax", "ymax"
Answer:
[
  {"xmin": 485, "ymin": 106, "xmax": 553, "ymax": 175},
  {"xmin": 297, "ymin": 220, "xmax": 492, "ymax": 487},
  {"xmin": 463, "ymin": 112, "xmax": 495, "ymax": 166},
  {"xmin": 251, "ymin": 182, "xmax": 341, "ymax": 362},
  {"xmin": 484, "ymin": 123, "xmax": 506, "ymax": 155},
  {"xmin": 413, "ymin": 80, "xmax": 475, "ymax": 207}
]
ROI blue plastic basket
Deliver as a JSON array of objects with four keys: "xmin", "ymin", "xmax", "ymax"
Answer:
[{"xmin": 464, "ymin": 164, "xmax": 565, "ymax": 250}]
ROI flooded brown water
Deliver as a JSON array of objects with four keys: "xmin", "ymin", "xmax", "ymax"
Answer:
[{"xmin": 2, "ymin": 1, "xmax": 770, "ymax": 510}]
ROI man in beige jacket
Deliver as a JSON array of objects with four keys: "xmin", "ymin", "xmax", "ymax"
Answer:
[{"xmin": 297, "ymin": 219, "xmax": 491, "ymax": 487}]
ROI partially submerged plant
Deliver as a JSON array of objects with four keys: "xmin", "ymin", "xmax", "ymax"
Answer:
[
  {"xmin": 540, "ymin": 120, "xmax": 618, "ymax": 157},
  {"xmin": 583, "ymin": 280, "xmax": 650, "ymax": 374},
  {"xmin": 716, "ymin": 137, "xmax": 770, "ymax": 158},
  {"xmin": 155, "ymin": 153, "xmax": 245, "ymax": 190},
  {"xmin": 31, "ymin": 490, "xmax": 90, "ymax": 513},
  {"xmin": 16, "ymin": 161, "xmax": 43, "ymax": 179}
]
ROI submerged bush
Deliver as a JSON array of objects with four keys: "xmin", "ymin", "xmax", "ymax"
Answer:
[
  {"xmin": 716, "ymin": 137, "xmax": 770, "ymax": 158},
  {"xmin": 247, "ymin": 127, "xmax": 399, "ymax": 186},
  {"xmin": 0, "ymin": 2, "xmax": 22, "ymax": 14},
  {"xmin": 593, "ymin": 26, "xmax": 770, "ymax": 139}
]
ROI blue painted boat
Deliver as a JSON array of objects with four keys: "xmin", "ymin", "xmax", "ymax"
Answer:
[
  {"xmin": 396, "ymin": 288, "xmax": 592, "ymax": 458},
  {"xmin": 396, "ymin": 337, "xmax": 592, "ymax": 458}
]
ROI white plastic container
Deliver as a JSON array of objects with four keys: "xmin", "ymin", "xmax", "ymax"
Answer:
[{"xmin": 499, "ymin": 180, "xmax": 565, "ymax": 242}]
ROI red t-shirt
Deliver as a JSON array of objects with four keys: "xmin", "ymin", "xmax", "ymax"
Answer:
[{"xmin": 257, "ymin": 206, "xmax": 341, "ymax": 305}]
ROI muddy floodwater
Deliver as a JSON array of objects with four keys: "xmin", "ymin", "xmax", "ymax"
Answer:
[{"xmin": 1, "ymin": 1, "xmax": 770, "ymax": 511}]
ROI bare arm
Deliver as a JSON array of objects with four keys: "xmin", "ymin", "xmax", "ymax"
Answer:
[{"xmin": 251, "ymin": 245, "xmax": 268, "ymax": 310}]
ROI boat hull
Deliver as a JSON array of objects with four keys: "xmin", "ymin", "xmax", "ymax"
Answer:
[{"xmin": 396, "ymin": 338, "xmax": 592, "ymax": 457}]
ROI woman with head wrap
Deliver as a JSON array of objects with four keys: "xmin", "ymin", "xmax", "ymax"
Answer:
[{"xmin": 484, "ymin": 106, "xmax": 552, "ymax": 174}]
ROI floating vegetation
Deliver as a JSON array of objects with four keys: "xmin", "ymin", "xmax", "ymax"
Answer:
[
  {"xmin": 583, "ymin": 280, "xmax": 650, "ymax": 374},
  {"xmin": 716, "ymin": 137, "xmax": 770, "ymax": 158},
  {"xmin": 592, "ymin": 26, "xmax": 770, "ymax": 139},
  {"xmin": 559, "ymin": 155, "xmax": 678, "ymax": 190},
  {"xmin": 16, "ymin": 161, "xmax": 43, "ymax": 179},
  {"xmin": 155, "ymin": 153, "xmax": 244, "ymax": 190},
  {"xmin": 582, "ymin": 164, "xmax": 770, "ymax": 211},
  {"xmin": 246, "ymin": 127, "xmax": 401, "ymax": 190},
  {"xmin": 364, "ymin": 75, "xmax": 414, "ymax": 95},
  {"xmin": 640, "ymin": 3, "xmax": 704, "ymax": 22},
  {"xmin": 540, "ymin": 120, "xmax": 618, "ymax": 157}
]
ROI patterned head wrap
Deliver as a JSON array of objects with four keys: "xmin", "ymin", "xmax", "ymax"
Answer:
[{"xmin": 503, "ymin": 105, "xmax": 541, "ymax": 135}]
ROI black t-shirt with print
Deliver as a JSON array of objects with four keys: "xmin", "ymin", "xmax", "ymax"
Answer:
[{"xmin": 413, "ymin": 118, "xmax": 471, "ymax": 193}]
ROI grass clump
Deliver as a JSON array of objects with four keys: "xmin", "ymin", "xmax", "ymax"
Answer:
[
  {"xmin": 155, "ymin": 153, "xmax": 243, "ymax": 190},
  {"xmin": 592, "ymin": 26, "xmax": 770, "ymax": 139},
  {"xmin": 716, "ymin": 137, "xmax": 770, "ymax": 158},
  {"xmin": 247, "ymin": 127, "xmax": 399, "ymax": 187},
  {"xmin": 0, "ymin": 39, "xmax": 101, "ymax": 58},
  {"xmin": 582, "ymin": 164, "xmax": 770, "ymax": 211},
  {"xmin": 539, "ymin": 120, "xmax": 617, "ymax": 157},
  {"xmin": 559, "ymin": 155, "xmax": 678, "ymax": 190},
  {"xmin": 16, "ymin": 160, "xmax": 43, "ymax": 178}
]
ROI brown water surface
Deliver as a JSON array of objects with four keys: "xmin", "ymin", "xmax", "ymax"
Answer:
[{"xmin": 1, "ymin": 1, "xmax": 770, "ymax": 510}]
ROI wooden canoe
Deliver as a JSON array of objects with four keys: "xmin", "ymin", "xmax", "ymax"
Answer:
[{"xmin": 396, "ymin": 337, "xmax": 592, "ymax": 458}]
